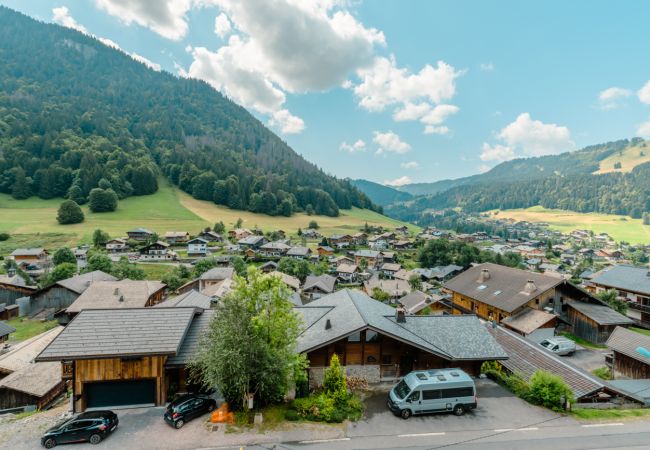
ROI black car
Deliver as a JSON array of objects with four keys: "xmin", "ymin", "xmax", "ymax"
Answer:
[
  {"xmin": 41, "ymin": 410, "xmax": 118, "ymax": 448},
  {"xmin": 164, "ymin": 394, "xmax": 217, "ymax": 429}
]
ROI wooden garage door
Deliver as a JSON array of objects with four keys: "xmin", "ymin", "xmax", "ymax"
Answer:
[{"xmin": 85, "ymin": 379, "xmax": 156, "ymax": 408}]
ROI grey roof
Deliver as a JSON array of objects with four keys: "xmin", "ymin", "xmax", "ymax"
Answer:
[
  {"xmin": 55, "ymin": 270, "xmax": 117, "ymax": 295},
  {"xmin": 66, "ymin": 280, "xmax": 166, "ymax": 313},
  {"xmin": 568, "ymin": 301, "xmax": 633, "ymax": 326},
  {"xmin": 295, "ymin": 289, "xmax": 507, "ymax": 361},
  {"xmin": 0, "ymin": 274, "xmax": 30, "ymax": 287},
  {"xmin": 444, "ymin": 263, "xmax": 565, "ymax": 313},
  {"xmin": 607, "ymin": 380, "xmax": 650, "ymax": 406},
  {"xmin": 0, "ymin": 321, "xmax": 16, "ymax": 337},
  {"xmin": 0, "ymin": 361, "xmax": 61, "ymax": 397},
  {"xmin": 606, "ymin": 326, "xmax": 650, "ymax": 364},
  {"xmin": 128, "ymin": 228, "xmax": 153, "ymax": 234},
  {"xmin": 238, "ymin": 235, "xmax": 266, "ymax": 245},
  {"xmin": 10, "ymin": 248, "xmax": 45, "ymax": 256},
  {"xmin": 200, "ymin": 267, "xmax": 235, "ymax": 281},
  {"xmin": 166, "ymin": 310, "xmax": 214, "ymax": 367},
  {"xmin": 303, "ymin": 275, "xmax": 336, "ymax": 293},
  {"xmin": 287, "ymin": 246, "xmax": 311, "ymax": 257},
  {"xmin": 354, "ymin": 250, "xmax": 380, "ymax": 258},
  {"xmin": 260, "ymin": 241, "xmax": 291, "ymax": 250},
  {"xmin": 501, "ymin": 307, "xmax": 557, "ymax": 335},
  {"xmin": 487, "ymin": 325, "xmax": 604, "ymax": 400},
  {"xmin": 36, "ymin": 308, "xmax": 197, "ymax": 361},
  {"xmin": 590, "ymin": 265, "xmax": 650, "ymax": 296},
  {"xmin": 154, "ymin": 290, "xmax": 212, "ymax": 309},
  {"xmin": 399, "ymin": 291, "xmax": 443, "ymax": 314}
]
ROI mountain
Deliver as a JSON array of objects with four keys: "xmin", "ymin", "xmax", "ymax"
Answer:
[
  {"xmin": 0, "ymin": 7, "xmax": 376, "ymax": 217},
  {"xmin": 386, "ymin": 138, "xmax": 650, "ymax": 221},
  {"xmin": 349, "ymin": 179, "xmax": 413, "ymax": 206}
]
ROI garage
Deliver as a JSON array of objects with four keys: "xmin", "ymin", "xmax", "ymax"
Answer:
[{"xmin": 85, "ymin": 379, "xmax": 156, "ymax": 409}]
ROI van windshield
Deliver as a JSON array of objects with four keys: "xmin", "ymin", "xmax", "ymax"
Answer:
[
  {"xmin": 393, "ymin": 380, "xmax": 411, "ymax": 399},
  {"xmin": 540, "ymin": 340, "xmax": 552, "ymax": 349}
]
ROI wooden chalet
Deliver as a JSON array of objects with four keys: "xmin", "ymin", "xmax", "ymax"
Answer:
[
  {"xmin": 127, "ymin": 228, "xmax": 154, "ymax": 242},
  {"xmin": 606, "ymin": 327, "xmax": 650, "ymax": 379},
  {"xmin": 164, "ymin": 231, "xmax": 190, "ymax": 244},
  {"xmin": 0, "ymin": 271, "xmax": 37, "ymax": 306}
]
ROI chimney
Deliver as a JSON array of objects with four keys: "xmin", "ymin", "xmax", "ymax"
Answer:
[
  {"xmin": 325, "ymin": 319, "xmax": 332, "ymax": 330},
  {"xmin": 7, "ymin": 267, "xmax": 16, "ymax": 277},
  {"xmin": 119, "ymin": 295, "xmax": 125, "ymax": 302},
  {"xmin": 478, "ymin": 268, "xmax": 490, "ymax": 283},
  {"xmin": 114, "ymin": 288, "xmax": 119, "ymax": 296},
  {"xmin": 524, "ymin": 280, "xmax": 537, "ymax": 294},
  {"xmin": 396, "ymin": 305, "xmax": 406, "ymax": 323}
]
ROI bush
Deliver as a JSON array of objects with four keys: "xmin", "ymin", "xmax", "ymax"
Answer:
[
  {"xmin": 292, "ymin": 392, "xmax": 362, "ymax": 423},
  {"xmin": 53, "ymin": 247, "xmax": 76, "ymax": 266},
  {"xmin": 0, "ymin": 233, "xmax": 10, "ymax": 241},
  {"xmin": 88, "ymin": 188, "xmax": 118, "ymax": 213},
  {"xmin": 527, "ymin": 370, "xmax": 573, "ymax": 411},
  {"xmin": 284, "ymin": 408, "xmax": 300, "ymax": 421},
  {"xmin": 57, "ymin": 200, "xmax": 84, "ymax": 224},
  {"xmin": 323, "ymin": 354, "xmax": 349, "ymax": 405},
  {"xmin": 592, "ymin": 367, "xmax": 612, "ymax": 380}
]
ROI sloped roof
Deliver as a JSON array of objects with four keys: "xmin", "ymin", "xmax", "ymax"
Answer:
[
  {"xmin": 66, "ymin": 280, "xmax": 166, "ymax": 313},
  {"xmin": 381, "ymin": 263, "xmax": 402, "ymax": 272},
  {"xmin": 166, "ymin": 310, "xmax": 214, "ymax": 367},
  {"xmin": 36, "ymin": 308, "xmax": 196, "ymax": 361},
  {"xmin": 296, "ymin": 289, "xmax": 506, "ymax": 361},
  {"xmin": 336, "ymin": 264, "xmax": 358, "ymax": 274},
  {"xmin": 303, "ymin": 275, "xmax": 336, "ymax": 293},
  {"xmin": 287, "ymin": 246, "xmax": 311, "ymax": 256},
  {"xmin": 0, "ymin": 274, "xmax": 30, "ymax": 288},
  {"xmin": 364, "ymin": 276, "xmax": 411, "ymax": 297},
  {"xmin": 501, "ymin": 308, "xmax": 557, "ymax": 335},
  {"xmin": 444, "ymin": 263, "xmax": 565, "ymax": 313},
  {"xmin": 568, "ymin": 302, "xmax": 633, "ymax": 326},
  {"xmin": 10, "ymin": 248, "xmax": 45, "ymax": 256},
  {"xmin": 487, "ymin": 325, "xmax": 604, "ymax": 400},
  {"xmin": 0, "ymin": 327, "xmax": 63, "ymax": 373},
  {"xmin": 154, "ymin": 290, "xmax": 212, "ymax": 309},
  {"xmin": 354, "ymin": 250, "xmax": 380, "ymax": 258},
  {"xmin": 200, "ymin": 267, "xmax": 235, "ymax": 281},
  {"xmin": 0, "ymin": 361, "xmax": 61, "ymax": 397},
  {"xmin": 55, "ymin": 270, "xmax": 117, "ymax": 295},
  {"xmin": 606, "ymin": 326, "xmax": 650, "ymax": 364},
  {"xmin": 268, "ymin": 271, "xmax": 301, "ymax": 291},
  {"xmin": 260, "ymin": 241, "xmax": 291, "ymax": 250},
  {"xmin": 590, "ymin": 265, "xmax": 650, "ymax": 296},
  {"xmin": 202, "ymin": 278, "xmax": 234, "ymax": 299},
  {"xmin": 238, "ymin": 235, "xmax": 266, "ymax": 245},
  {"xmin": 399, "ymin": 290, "xmax": 443, "ymax": 314},
  {"xmin": 0, "ymin": 321, "xmax": 16, "ymax": 338}
]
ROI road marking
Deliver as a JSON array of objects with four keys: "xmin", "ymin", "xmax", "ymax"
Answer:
[
  {"xmin": 398, "ymin": 432, "xmax": 446, "ymax": 438},
  {"xmin": 298, "ymin": 438, "xmax": 351, "ymax": 444},
  {"xmin": 494, "ymin": 427, "xmax": 539, "ymax": 432},
  {"xmin": 581, "ymin": 423, "xmax": 624, "ymax": 428}
]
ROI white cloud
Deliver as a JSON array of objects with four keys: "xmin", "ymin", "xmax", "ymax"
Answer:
[
  {"xmin": 52, "ymin": 6, "xmax": 88, "ymax": 33},
  {"xmin": 392, "ymin": 102, "xmax": 430, "ymax": 122},
  {"xmin": 95, "ymin": 0, "xmax": 191, "ymax": 40},
  {"xmin": 268, "ymin": 109, "xmax": 305, "ymax": 134},
  {"xmin": 129, "ymin": 52, "xmax": 162, "ymax": 71},
  {"xmin": 373, "ymin": 131, "xmax": 411, "ymax": 155},
  {"xmin": 637, "ymin": 119, "xmax": 650, "ymax": 138},
  {"xmin": 479, "ymin": 62, "xmax": 494, "ymax": 72},
  {"xmin": 420, "ymin": 104, "xmax": 459, "ymax": 125},
  {"xmin": 400, "ymin": 161, "xmax": 419, "ymax": 169},
  {"xmin": 214, "ymin": 12, "xmax": 232, "ymax": 38},
  {"xmin": 638, "ymin": 81, "xmax": 650, "ymax": 105},
  {"xmin": 383, "ymin": 175, "xmax": 412, "ymax": 187},
  {"xmin": 424, "ymin": 125, "xmax": 450, "ymax": 135},
  {"xmin": 339, "ymin": 139, "xmax": 366, "ymax": 153},
  {"xmin": 480, "ymin": 143, "xmax": 515, "ymax": 162},
  {"xmin": 598, "ymin": 87, "xmax": 632, "ymax": 109}
]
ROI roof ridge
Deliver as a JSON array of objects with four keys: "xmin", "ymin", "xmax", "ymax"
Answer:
[
  {"xmin": 347, "ymin": 289, "xmax": 371, "ymax": 326},
  {"xmin": 387, "ymin": 315, "xmax": 453, "ymax": 358}
]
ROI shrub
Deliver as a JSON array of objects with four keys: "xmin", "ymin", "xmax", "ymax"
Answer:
[
  {"xmin": 88, "ymin": 188, "xmax": 118, "ymax": 213},
  {"xmin": 284, "ymin": 409, "xmax": 300, "ymax": 421},
  {"xmin": 592, "ymin": 367, "xmax": 612, "ymax": 380},
  {"xmin": 0, "ymin": 233, "xmax": 10, "ymax": 241},
  {"xmin": 527, "ymin": 370, "xmax": 573, "ymax": 411},
  {"xmin": 57, "ymin": 200, "xmax": 84, "ymax": 224},
  {"xmin": 323, "ymin": 354, "xmax": 348, "ymax": 405},
  {"xmin": 53, "ymin": 247, "xmax": 76, "ymax": 266},
  {"xmin": 292, "ymin": 392, "xmax": 362, "ymax": 423},
  {"xmin": 503, "ymin": 372, "xmax": 530, "ymax": 398}
]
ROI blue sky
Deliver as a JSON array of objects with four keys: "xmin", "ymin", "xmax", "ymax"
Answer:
[{"xmin": 4, "ymin": 0, "xmax": 650, "ymax": 186}]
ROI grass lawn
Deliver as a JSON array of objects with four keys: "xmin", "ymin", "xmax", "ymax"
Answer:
[
  {"xmin": 0, "ymin": 181, "xmax": 416, "ymax": 256},
  {"xmin": 631, "ymin": 327, "xmax": 650, "ymax": 337},
  {"xmin": 491, "ymin": 206, "xmax": 650, "ymax": 244},
  {"xmin": 6, "ymin": 317, "xmax": 58, "ymax": 342},
  {"xmin": 136, "ymin": 263, "xmax": 177, "ymax": 280},
  {"xmin": 559, "ymin": 331, "xmax": 607, "ymax": 349},
  {"xmin": 594, "ymin": 143, "xmax": 650, "ymax": 174},
  {"xmin": 572, "ymin": 408, "xmax": 650, "ymax": 420}
]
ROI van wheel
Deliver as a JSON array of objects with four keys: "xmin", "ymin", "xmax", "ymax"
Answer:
[
  {"xmin": 400, "ymin": 409, "xmax": 412, "ymax": 420},
  {"xmin": 453, "ymin": 405, "xmax": 465, "ymax": 416},
  {"xmin": 89, "ymin": 434, "xmax": 102, "ymax": 445},
  {"xmin": 43, "ymin": 438, "xmax": 56, "ymax": 449}
]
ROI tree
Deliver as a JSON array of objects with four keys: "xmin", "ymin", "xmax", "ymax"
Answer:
[
  {"xmin": 92, "ymin": 229, "xmax": 110, "ymax": 248},
  {"xmin": 53, "ymin": 247, "xmax": 76, "ymax": 266},
  {"xmin": 43, "ymin": 262, "xmax": 77, "ymax": 287},
  {"xmin": 213, "ymin": 221, "xmax": 225, "ymax": 234},
  {"xmin": 57, "ymin": 200, "xmax": 84, "ymax": 224},
  {"xmin": 526, "ymin": 370, "xmax": 573, "ymax": 411},
  {"xmin": 193, "ymin": 268, "xmax": 305, "ymax": 409},
  {"xmin": 10, "ymin": 167, "xmax": 31, "ymax": 199},
  {"xmin": 597, "ymin": 289, "xmax": 628, "ymax": 315},
  {"xmin": 235, "ymin": 218, "xmax": 243, "ymax": 229},
  {"xmin": 308, "ymin": 220, "xmax": 319, "ymax": 230},
  {"xmin": 112, "ymin": 257, "xmax": 145, "ymax": 280},
  {"xmin": 89, "ymin": 188, "xmax": 118, "ymax": 212},
  {"xmin": 323, "ymin": 354, "xmax": 348, "ymax": 404},
  {"xmin": 67, "ymin": 184, "xmax": 85, "ymax": 205},
  {"xmin": 371, "ymin": 287, "xmax": 390, "ymax": 302},
  {"xmin": 643, "ymin": 212, "xmax": 650, "ymax": 225},
  {"xmin": 193, "ymin": 257, "xmax": 217, "ymax": 278},
  {"xmin": 408, "ymin": 274, "xmax": 422, "ymax": 291},
  {"xmin": 231, "ymin": 255, "xmax": 247, "ymax": 276},
  {"xmin": 84, "ymin": 253, "xmax": 113, "ymax": 273}
]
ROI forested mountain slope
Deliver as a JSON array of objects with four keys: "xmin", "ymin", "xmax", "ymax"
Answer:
[
  {"xmin": 0, "ymin": 7, "xmax": 375, "ymax": 217},
  {"xmin": 349, "ymin": 179, "xmax": 413, "ymax": 206}
]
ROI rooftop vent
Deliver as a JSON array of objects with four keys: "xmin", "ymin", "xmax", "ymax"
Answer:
[
  {"xmin": 114, "ymin": 288, "xmax": 120, "ymax": 296},
  {"xmin": 396, "ymin": 305, "xmax": 407, "ymax": 323},
  {"xmin": 118, "ymin": 295, "xmax": 124, "ymax": 302},
  {"xmin": 325, "ymin": 319, "xmax": 332, "ymax": 330},
  {"xmin": 478, "ymin": 268, "xmax": 490, "ymax": 283},
  {"xmin": 524, "ymin": 280, "xmax": 537, "ymax": 294}
]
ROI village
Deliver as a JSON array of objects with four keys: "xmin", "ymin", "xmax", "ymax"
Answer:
[{"xmin": 0, "ymin": 216, "xmax": 649, "ymax": 449}]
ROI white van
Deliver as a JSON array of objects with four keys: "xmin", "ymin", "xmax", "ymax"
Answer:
[
  {"xmin": 387, "ymin": 369, "xmax": 477, "ymax": 419},
  {"xmin": 540, "ymin": 337, "xmax": 576, "ymax": 356}
]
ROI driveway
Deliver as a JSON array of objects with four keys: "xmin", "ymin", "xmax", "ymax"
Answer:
[{"xmin": 564, "ymin": 346, "xmax": 608, "ymax": 373}]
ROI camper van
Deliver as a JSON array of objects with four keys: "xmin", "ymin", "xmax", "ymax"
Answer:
[
  {"xmin": 539, "ymin": 337, "xmax": 576, "ymax": 356},
  {"xmin": 387, "ymin": 369, "xmax": 477, "ymax": 419}
]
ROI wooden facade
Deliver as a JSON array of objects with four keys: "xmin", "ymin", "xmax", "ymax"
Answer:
[
  {"xmin": 612, "ymin": 352, "xmax": 650, "ymax": 379},
  {"xmin": 0, "ymin": 381, "xmax": 65, "ymax": 410},
  {"xmin": 0, "ymin": 282, "xmax": 37, "ymax": 306},
  {"xmin": 451, "ymin": 288, "xmax": 557, "ymax": 322},
  {"xmin": 567, "ymin": 306, "xmax": 619, "ymax": 344},
  {"xmin": 72, "ymin": 356, "xmax": 167, "ymax": 412}
]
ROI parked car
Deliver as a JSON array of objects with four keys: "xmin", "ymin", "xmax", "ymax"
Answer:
[
  {"xmin": 41, "ymin": 410, "xmax": 118, "ymax": 448},
  {"xmin": 387, "ymin": 368, "xmax": 477, "ymax": 419},
  {"xmin": 164, "ymin": 394, "xmax": 217, "ymax": 429},
  {"xmin": 540, "ymin": 337, "xmax": 576, "ymax": 355}
]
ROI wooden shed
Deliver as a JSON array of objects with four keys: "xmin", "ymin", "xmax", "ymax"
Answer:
[
  {"xmin": 567, "ymin": 301, "xmax": 633, "ymax": 344},
  {"xmin": 606, "ymin": 326, "xmax": 650, "ymax": 379}
]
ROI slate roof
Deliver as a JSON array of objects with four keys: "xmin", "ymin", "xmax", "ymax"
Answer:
[
  {"xmin": 287, "ymin": 246, "xmax": 311, "ymax": 257},
  {"xmin": 238, "ymin": 235, "xmax": 266, "ymax": 246},
  {"xmin": 501, "ymin": 308, "xmax": 557, "ymax": 335},
  {"xmin": 154, "ymin": 290, "xmax": 212, "ymax": 309},
  {"xmin": 444, "ymin": 263, "xmax": 565, "ymax": 313},
  {"xmin": 606, "ymin": 326, "xmax": 650, "ymax": 365},
  {"xmin": 66, "ymin": 280, "xmax": 166, "ymax": 313},
  {"xmin": 399, "ymin": 291, "xmax": 443, "ymax": 314},
  {"xmin": 381, "ymin": 263, "xmax": 402, "ymax": 272},
  {"xmin": 0, "ymin": 321, "xmax": 16, "ymax": 338},
  {"xmin": 166, "ymin": 310, "xmax": 214, "ymax": 367},
  {"xmin": 10, "ymin": 248, "xmax": 45, "ymax": 257},
  {"xmin": 55, "ymin": 270, "xmax": 117, "ymax": 295},
  {"xmin": 260, "ymin": 241, "xmax": 291, "ymax": 251},
  {"xmin": 268, "ymin": 271, "xmax": 301, "ymax": 291},
  {"xmin": 0, "ymin": 327, "xmax": 63, "ymax": 373},
  {"xmin": 607, "ymin": 380, "xmax": 650, "ymax": 406},
  {"xmin": 0, "ymin": 274, "xmax": 30, "ymax": 287},
  {"xmin": 568, "ymin": 302, "xmax": 633, "ymax": 326},
  {"xmin": 200, "ymin": 267, "xmax": 235, "ymax": 281},
  {"xmin": 487, "ymin": 325, "xmax": 604, "ymax": 400},
  {"xmin": 303, "ymin": 275, "xmax": 336, "ymax": 293},
  {"xmin": 336, "ymin": 263, "xmax": 358, "ymax": 274},
  {"xmin": 589, "ymin": 265, "xmax": 650, "ymax": 296},
  {"xmin": 36, "ymin": 308, "xmax": 197, "ymax": 361},
  {"xmin": 364, "ymin": 276, "xmax": 411, "ymax": 297},
  {"xmin": 354, "ymin": 250, "xmax": 380, "ymax": 258},
  {"xmin": 295, "ymin": 289, "xmax": 507, "ymax": 361}
]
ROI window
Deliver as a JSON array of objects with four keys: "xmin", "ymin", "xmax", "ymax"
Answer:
[
  {"xmin": 365, "ymin": 330, "xmax": 379, "ymax": 342},
  {"xmin": 441, "ymin": 387, "xmax": 474, "ymax": 398},
  {"xmin": 422, "ymin": 390, "xmax": 441, "ymax": 400},
  {"xmin": 67, "ymin": 420, "xmax": 91, "ymax": 431},
  {"xmin": 407, "ymin": 391, "xmax": 420, "ymax": 402},
  {"xmin": 393, "ymin": 380, "xmax": 410, "ymax": 399},
  {"xmin": 347, "ymin": 332, "xmax": 361, "ymax": 342}
]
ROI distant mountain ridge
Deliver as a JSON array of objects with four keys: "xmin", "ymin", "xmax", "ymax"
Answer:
[{"xmin": 349, "ymin": 179, "xmax": 413, "ymax": 206}]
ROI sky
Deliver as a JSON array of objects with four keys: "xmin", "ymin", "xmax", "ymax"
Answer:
[{"xmin": 3, "ymin": 0, "xmax": 650, "ymax": 187}]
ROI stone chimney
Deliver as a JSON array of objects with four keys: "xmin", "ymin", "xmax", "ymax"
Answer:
[
  {"xmin": 478, "ymin": 268, "xmax": 490, "ymax": 283},
  {"xmin": 396, "ymin": 305, "xmax": 406, "ymax": 323},
  {"xmin": 325, "ymin": 319, "xmax": 332, "ymax": 330},
  {"xmin": 7, "ymin": 267, "xmax": 16, "ymax": 277},
  {"xmin": 114, "ymin": 287, "xmax": 120, "ymax": 296},
  {"xmin": 524, "ymin": 280, "xmax": 537, "ymax": 294}
]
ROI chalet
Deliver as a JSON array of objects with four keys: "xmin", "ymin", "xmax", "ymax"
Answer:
[
  {"xmin": 606, "ymin": 327, "xmax": 650, "ymax": 379},
  {"xmin": 329, "ymin": 234, "xmax": 353, "ymax": 249},
  {"xmin": 501, "ymin": 308, "xmax": 557, "ymax": 342},
  {"xmin": 351, "ymin": 233, "xmax": 368, "ymax": 246},
  {"xmin": 164, "ymin": 231, "xmax": 190, "ymax": 244},
  {"xmin": 127, "ymin": 228, "xmax": 154, "ymax": 241},
  {"xmin": 415, "ymin": 265, "xmax": 463, "ymax": 282},
  {"xmin": 269, "ymin": 271, "xmax": 301, "ymax": 291},
  {"xmin": 0, "ymin": 271, "xmax": 37, "ymax": 306},
  {"xmin": 0, "ymin": 321, "xmax": 15, "ymax": 343},
  {"xmin": 395, "ymin": 225, "xmax": 409, "ymax": 235},
  {"xmin": 380, "ymin": 251, "xmax": 396, "ymax": 263},
  {"xmin": 259, "ymin": 241, "xmax": 291, "ymax": 258},
  {"xmin": 244, "ymin": 248, "xmax": 257, "ymax": 259},
  {"xmin": 380, "ymin": 263, "xmax": 402, "ymax": 279},
  {"xmin": 187, "ymin": 238, "xmax": 209, "ymax": 256},
  {"xmin": 587, "ymin": 265, "xmax": 650, "ymax": 326},
  {"xmin": 35, "ymin": 308, "xmax": 213, "ymax": 412},
  {"xmin": 296, "ymin": 289, "xmax": 507, "ymax": 386},
  {"xmin": 74, "ymin": 247, "xmax": 89, "ymax": 263},
  {"xmin": 139, "ymin": 241, "xmax": 175, "ymax": 261},
  {"xmin": 301, "ymin": 228, "xmax": 321, "ymax": 239},
  {"xmin": 391, "ymin": 240, "xmax": 412, "ymax": 250},
  {"xmin": 287, "ymin": 246, "xmax": 312, "ymax": 260},
  {"xmin": 0, "ymin": 327, "xmax": 65, "ymax": 410},
  {"xmin": 106, "ymin": 238, "xmax": 128, "ymax": 253},
  {"xmin": 202, "ymin": 278, "xmax": 234, "ymax": 301},
  {"xmin": 237, "ymin": 235, "xmax": 268, "ymax": 249},
  {"xmin": 198, "ymin": 230, "xmax": 223, "ymax": 242},
  {"xmin": 566, "ymin": 302, "xmax": 633, "ymax": 344},
  {"xmin": 333, "ymin": 255, "xmax": 355, "ymax": 267},
  {"xmin": 336, "ymin": 264, "xmax": 359, "ymax": 283},
  {"xmin": 302, "ymin": 275, "xmax": 337, "ymax": 300},
  {"xmin": 258, "ymin": 261, "xmax": 279, "ymax": 273},
  {"xmin": 29, "ymin": 270, "xmax": 117, "ymax": 316},
  {"xmin": 398, "ymin": 291, "xmax": 447, "ymax": 315},
  {"xmin": 228, "ymin": 228, "xmax": 252, "ymax": 241},
  {"xmin": 199, "ymin": 267, "xmax": 235, "ymax": 291},
  {"xmin": 10, "ymin": 248, "xmax": 49, "ymax": 264},
  {"xmin": 364, "ymin": 276, "xmax": 412, "ymax": 301},
  {"xmin": 369, "ymin": 239, "xmax": 388, "ymax": 250},
  {"xmin": 317, "ymin": 246, "xmax": 334, "ymax": 257},
  {"xmin": 354, "ymin": 250, "xmax": 383, "ymax": 268},
  {"xmin": 64, "ymin": 280, "xmax": 166, "ymax": 321}
]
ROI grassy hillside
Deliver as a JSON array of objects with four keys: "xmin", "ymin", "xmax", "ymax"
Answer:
[
  {"xmin": 492, "ymin": 206, "xmax": 650, "ymax": 244},
  {"xmin": 594, "ymin": 142, "xmax": 650, "ymax": 174},
  {"xmin": 0, "ymin": 181, "xmax": 417, "ymax": 255}
]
